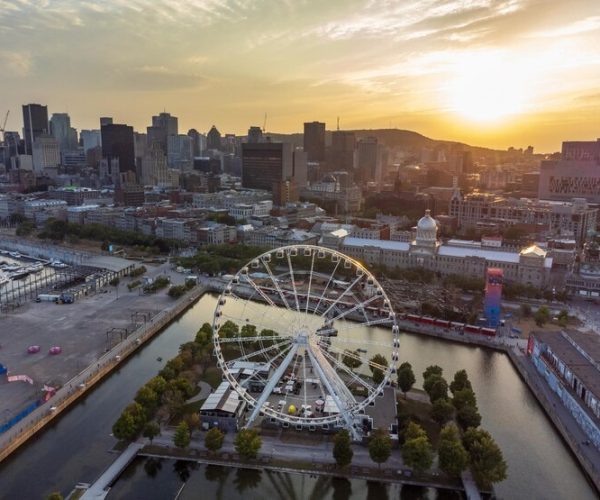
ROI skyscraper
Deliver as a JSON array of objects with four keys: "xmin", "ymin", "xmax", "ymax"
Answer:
[
  {"xmin": 101, "ymin": 123, "xmax": 135, "ymax": 179},
  {"xmin": 22, "ymin": 103, "xmax": 48, "ymax": 155},
  {"xmin": 241, "ymin": 142, "xmax": 292, "ymax": 191},
  {"xmin": 207, "ymin": 125, "xmax": 222, "ymax": 151},
  {"xmin": 49, "ymin": 113, "xmax": 72, "ymax": 153},
  {"xmin": 147, "ymin": 112, "xmax": 178, "ymax": 153},
  {"xmin": 303, "ymin": 121, "xmax": 326, "ymax": 162},
  {"xmin": 331, "ymin": 130, "xmax": 355, "ymax": 172},
  {"xmin": 247, "ymin": 126, "xmax": 263, "ymax": 144},
  {"xmin": 100, "ymin": 117, "xmax": 113, "ymax": 127},
  {"xmin": 187, "ymin": 128, "xmax": 203, "ymax": 156},
  {"xmin": 357, "ymin": 137, "xmax": 381, "ymax": 182}
]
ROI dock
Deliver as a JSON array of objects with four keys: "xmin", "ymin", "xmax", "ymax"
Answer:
[{"xmin": 80, "ymin": 443, "xmax": 143, "ymax": 499}]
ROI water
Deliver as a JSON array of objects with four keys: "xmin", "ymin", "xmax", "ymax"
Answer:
[{"xmin": 0, "ymin": 294, "xmax": 596, "ymax": 499}]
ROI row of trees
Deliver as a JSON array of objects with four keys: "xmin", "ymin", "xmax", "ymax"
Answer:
[{"xmin": 167, "ymin": 279, "xmax": 196, "ymax": 299}]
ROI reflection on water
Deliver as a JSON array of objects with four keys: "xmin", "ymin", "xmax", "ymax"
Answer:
[{"xmin": 0, "ymin": 294, "xmax": 596, "ymax": 500}]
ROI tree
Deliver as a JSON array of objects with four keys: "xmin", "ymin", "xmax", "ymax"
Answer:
[
  {"xmin": 463, "ymin": 428, "xmax": 508, "ymax": 488},
  {"xmin": 457, "ymin": 404, "xmax": 482, "ymax": 430},
  {"xmin": 47, "ymin": 493, "xmax": 63, "ymax": 500},
  {"xmin": 397, "ymin": 363, "xmax": 416, "ymax": 398},
  {"xmin": 372, "ymin": 368, "xmax": 385, "ymax": 385},
  {"xmin": 135, "ymin": 386, "xmax": 159, "ymax": 417},
  {"xmin": 422, "ymin": 365, "xmax": 443, "ymax": 381},
  {"xmin": 402, "ymin": 436, "xmax": 433, "ymax": 472},
  {"xmin": 557, "ymin": 309, "xmax": 569, "ymax": 327},
  {"xmin": 241, "ymin": 324, "xmax": 257, "ymax": 338},
  {"xmin": 438, "ymin": 424, "xmax": 469, "ymax": 477},
  {"xmin": 109, "ymin": 276, "xmax": 120, "ymax": 287},
  {"xmin": 452, "ymin": 387, "xmax": 477, "ymax": 410},
  {"xmin": 146, "ymin": 376, "xmax": 168, "ymax": 397},
  {"xmin": 205, "ymin": 427, "xmax": 225, "ymax": 453},
  {"xmin": 342, "ymin": 350, "xmax": 362, "ymax": 371},
  {"xmin": 426, "ymin": 376, "xmax": 449, "ymax": 403},
  {"xmin": 112, "ymin": 411, "xmax": 137, "ymax": 441},
  {"xmin": 184, "ymin": 413, "xmax": 201, "ymax": 436},
  {"xmin": 234, "ymin": 429, "xmax": 262, "ymax": 460},
  {"xmin": 404, "ymin": 421, "xmax": 427, "ymax": 441},
  {"xmin": 219, "ymin": 320, "xmax": 239, "ymax": 338},
  {"xmin": 520, "ymin": 303, "xmax": 532, "ymax": 317},
  {"xmin": 368, "ymin": 429, "xmax": 392, "ymax": 468},
  {"xmin": 534, "ymin": 305, "xmax": 550, "ymax": 327},
  {"xmin": 332, "ymin": 429, "xmax": 354, "ymax": 468},
  {"xmin": 449, "ymin": 370, "xmax": 472, "ymax": 395},
  {"xmin": 143, "ymin": 421, "xmax": 160, "ymax": 443},
  {"xmin": 431, "ymin": 397, "xmax": 454, "ymax": 425},
  {"xmin": 196, "ymin": 323, "xmax": 213, "ymax": 345},
  {"xmin": 369, "ymin": 354, "xmax": 388, "ymax": 374},
  {"xmin": 174, "ymin": 421, "xmax": 191, "ymax": 449}
]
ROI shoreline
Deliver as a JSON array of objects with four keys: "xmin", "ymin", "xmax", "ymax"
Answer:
[{"xmin": 0, "ymin": 285, "xmax": 207, "ymax": 464}]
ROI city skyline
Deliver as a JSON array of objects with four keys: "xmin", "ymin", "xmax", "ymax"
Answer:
[{"xmin": 1, "ymin": 0, "xmax": 599, "ymax": 152}]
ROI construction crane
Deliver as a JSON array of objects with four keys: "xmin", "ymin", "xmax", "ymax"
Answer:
[{"xmin": 0, "ymin": 110, "xmax": 8, "ymax": 145}]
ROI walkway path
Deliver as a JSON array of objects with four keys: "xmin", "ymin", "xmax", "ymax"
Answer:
[
  {"xmin": 81, "ymin": 442, "xmax": 143, "ymax": 499},
  {"xmin": 186, "ymin": 381, "xmax": 212, "ymax": 405},
  {"xmin": 461, "ymin": 470, "xmax": 482, "ymax": 500}
]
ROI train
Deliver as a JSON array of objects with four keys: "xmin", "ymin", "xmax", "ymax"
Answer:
[{"xmin": 403, "ymin": 314, "xmax": 496, "ymax": 337}]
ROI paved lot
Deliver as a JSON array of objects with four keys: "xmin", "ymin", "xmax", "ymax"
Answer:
[{"xmin": 0, "ymin": 262, "xmax": 188, "ymax": 420}]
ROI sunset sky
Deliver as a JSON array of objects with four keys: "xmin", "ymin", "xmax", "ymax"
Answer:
[{"xmin": 1, "ymin": 0, "xmax": 599, "ymax": 152}]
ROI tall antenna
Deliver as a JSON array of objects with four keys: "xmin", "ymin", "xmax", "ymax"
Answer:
[
  {"xmin": 262, "ymin": 113, "xmax": 267, "ymax": 133},
  {"xmin": 336, "ymin": 116, "xmax": 340, "ymax": 131}
]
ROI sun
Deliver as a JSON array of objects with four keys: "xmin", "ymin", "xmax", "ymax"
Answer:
[{"xmin": 446, "ymin": 53, "xmax": 528, "ymax": 123}]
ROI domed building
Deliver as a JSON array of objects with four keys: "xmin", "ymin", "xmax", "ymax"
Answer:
[
  {"xmin": 413, "ymin": 209, "xmax": 440, "ymax": 250},
  {"xmin": 335, "ymin": 209, "xmax": 553, "ymax": 287}
]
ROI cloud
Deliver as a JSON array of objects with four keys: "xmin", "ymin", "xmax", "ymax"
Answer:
[
  {"xmin": 0, "ymin": 50, "xmax": 32, "ymax": 77},
  {"xmin": 529, "ymin": 15, "xmax": 600, "ymax": 38}
]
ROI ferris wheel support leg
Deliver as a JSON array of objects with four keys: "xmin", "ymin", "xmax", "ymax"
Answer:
[
  {"xmin": 306, "ymin": 344, "xmax": 361, "ymax": 442},
  {"xmin": 245, "ymin": 343, "xmax": 299, "ymax": 428}
]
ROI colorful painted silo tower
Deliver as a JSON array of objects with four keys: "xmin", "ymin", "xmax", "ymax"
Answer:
[{"xmin": 484, "ymin": 268, "xmax": 503, "ymax": 327}]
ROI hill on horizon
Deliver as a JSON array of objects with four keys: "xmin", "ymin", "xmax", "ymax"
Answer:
[{"xmin": 263, "ymin": 128, "xmax": 504, "ymax": 158}]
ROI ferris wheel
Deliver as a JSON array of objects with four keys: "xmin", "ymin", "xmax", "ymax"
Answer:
[{"xmin": 212, "ymin": 245, "xmax": 399, "ymax": 439}]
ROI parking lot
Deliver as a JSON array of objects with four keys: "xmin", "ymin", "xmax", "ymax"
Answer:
[{"xmin": 0, "ymin": 262, "xmax": 187, "ymax": 421}]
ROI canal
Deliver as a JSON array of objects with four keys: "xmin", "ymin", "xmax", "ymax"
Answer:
[{"xmin": 0, "ymin": 294, "xmax": 596, "ymax": 499}]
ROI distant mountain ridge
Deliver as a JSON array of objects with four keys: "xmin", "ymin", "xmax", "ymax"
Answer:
[{"xmin": 264, "ymin": 128, "xmax": 504, "ymax": 157}]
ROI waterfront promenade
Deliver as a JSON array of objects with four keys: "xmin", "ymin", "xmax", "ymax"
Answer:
[{"xmin": 0, "ymin": 285, "xmax": 206, "ymax": 464}]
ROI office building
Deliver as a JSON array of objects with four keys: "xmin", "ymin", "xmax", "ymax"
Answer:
[
  {"xmin": 241, "ymin": 142, "xmax": 292, "ymax": 191},
  {"xmin": 331, "ymin": 130, "xmax": 356, "ymax": 172},
  {"xmin": 101, "ymin": 123, "xmax": 135, "ymax": 178},
  {"xmin": 167, "ymin": 134, "xmax": 192, "ymax": 170},
  {"xmin": 303, "ymin": 121, "xmax": 326, "ymax": 162},
  {"xmin": 80, "ymin": 130, "xmax": 102, "ymax": 153},
  {"xmin": 539, "ymin": 139, "xmax": 600, "ymax": 203},
  {"xmin": 32, "ymin": 134, "xmax": 60, "ymax": 172},
  {"xmin": 147, "ymin": 112, "xmax": 178, "ymax": 153},
  {"xmin": 22, "ymin": 103, "xmax": 48, "ymax": 155},
  {"xmin": 100, "ymin": 117, "xmax": 113, "ymax": 127},
  {"xmin": 357, "ymin": 136, "xmax": 381, "ymax": 183},
  {"xmin": 207, "ymin": 125, "xmax": 221, "ymax": 151},
  {"xmin": 187, "ymin": 129, "xmax": 204, "ymax": 156},
  {"xmin": 247, "ymin": 126, "xmax": 263, "ymax": 144}
]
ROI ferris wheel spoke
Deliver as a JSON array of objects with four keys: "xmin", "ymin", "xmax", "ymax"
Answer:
[
  {"xmin": 226, "ymin": 338, "xmax": 293, "ymax": 364},
  {"xmin": 245, "ymin": 343, "xmax": 300, "ymax": 426},
  {"xmin": 329, "ymin": 337, "xmax": 392, "ymax": 349},
  {"xmin": 333, "ymin": 316, "xmax": 394, "ymax": 333},
  {"xmin": 243, "ymin": 275, "xmax": 277, "ymax": 307},
  {"xmin": 319, "ymin": 347, "xmax": 377, "ymax": 393},
  {"xmin": 329, "ymin": 294, "xmax": 380, "ymax": 323},
  {"xmin": 217, "ymin": 334, "xmax": 290, "ymax": 344},
  {"xmin": 219, "ymin": 313, "xmax": 290, "ymax": 339},
  {"xmin": 322, "ymin": 273, "xmax": 366, "ymax": 318},
  {"xmin": 286, "ymin": 251, "xmax": 301, "ymax": 313},
  {"xmin": 304, "ymin": 251, "xmax": 316, "ymax": 316},
  {"xmin": 261, "ymin": 258, "xmax": 293, "ymax": 311},
  {"xmin": 314, "ymin": 259, "xmax": 341, "ymax": 314},
  {"xmin": 319, "ymin": 341, "xmax": 390, "ymax": 372},
  {"xmin": 238, "ymin": 344, "xmax": 294, "ymax": 388}
]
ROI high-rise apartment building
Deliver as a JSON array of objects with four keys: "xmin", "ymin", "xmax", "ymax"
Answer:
[
  {"xmin": 303, "ymin": 121, "xmax": 326, "ymax": 162},
  {"xmin": 22, "ymin": 103, "xmax": 48, "ymax": 155},
  {"xmin": 241, "ymin": 142, "xmax": 293, "ymax": 191},
  {"xmin": 101, "ymin": 123, "xmax": 135, "ymax": 178}
]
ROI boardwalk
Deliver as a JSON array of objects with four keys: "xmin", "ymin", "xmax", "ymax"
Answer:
[{"xmin": 81, "ymin": 443, "xmax": 143, "ymax": 499}]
